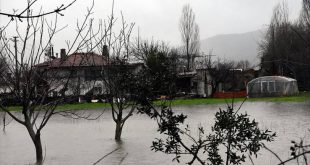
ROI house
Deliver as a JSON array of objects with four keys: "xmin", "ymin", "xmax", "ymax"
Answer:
[
  {"xmin": 36, "ymin": 50, "xmax": 107, "ymax": 97},
  {"xmin": 176, "ymin": 71, "xmax": 196, "ymax": 95},
  {"xmin": 176, "ymin": 68, "xmax": 257, "ymax": 98},
  {"xmin": 0, "ymin": 74, "xmax": 12, "ymax": 94},
  {"xmin": 194, "ymin": 69, "xmax": 213, "ymax": 97},
  {"xmin": 35, "ymin": 49, "xmax": 143, "ymax": 98},
  {"xmin": 211, "ymin": 69, "xmax": 257, "ymax": 98},
  {"xmin": 176, "ymin": 69, "xmax": 213, "ymax": 97}
]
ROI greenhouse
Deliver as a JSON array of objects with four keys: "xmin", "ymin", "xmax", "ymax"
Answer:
[{"xmin": 247, "ymin": 76, "xmax": 299, "ymax": 97}]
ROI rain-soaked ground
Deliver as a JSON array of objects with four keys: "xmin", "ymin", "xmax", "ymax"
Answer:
[{"xmin": 1, "ymin": 101, "xmax": 310, "ymax": 165}]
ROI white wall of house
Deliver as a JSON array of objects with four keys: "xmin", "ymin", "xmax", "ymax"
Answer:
[
  {"xmin": 46, "ymin": 68, "xmax": 108, "ymax": 96},
  {"xmin": 195, "ymin": 69, "xmax": 213, "ymax": 97},
  {"xmin": 0, "ymin": 86, "xmax": 12, "ymax": 94}
]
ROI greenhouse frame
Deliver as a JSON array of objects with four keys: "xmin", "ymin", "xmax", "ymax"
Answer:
[{"xmin": 247, "ymin": 76, "xmax": 299, "ymax": 97}]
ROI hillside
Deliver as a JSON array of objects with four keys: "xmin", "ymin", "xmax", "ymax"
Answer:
[{"xmin": 200, "ymin": 29, "xmax": 265, "ymax": 65}]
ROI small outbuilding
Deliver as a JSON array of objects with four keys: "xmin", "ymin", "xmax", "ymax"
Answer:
[{"xmin": 247, "ymin": 76, "xmax": 299, "ymax": 97}]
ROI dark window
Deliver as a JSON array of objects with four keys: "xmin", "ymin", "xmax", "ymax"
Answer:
[{"xmin": 85, "ymin": 69, "xmax": 101, "ymax": 81}]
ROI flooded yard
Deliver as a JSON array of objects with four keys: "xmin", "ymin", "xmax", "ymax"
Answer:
[{"xmin": 1, "ymin": 101, "xmax": 310, "ymax": 165}]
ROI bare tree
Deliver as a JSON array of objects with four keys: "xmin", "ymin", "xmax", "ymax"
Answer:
[
  {"xmin": 0, "ymin": 56, "xmax": 9, "ymax": 131},
  {"xmin": 97, "ymin": 9, "xmax": 137, "ymax": 141},
  {"xmin": 132, "ymin": 39, "xmax": 179, "ymax": 97},
  {"xmin": 0, "ymin": 1, "xmax": 107, "ymax": 163},
  {"xmin": 0, "ymin": 0, "xmax": 77, "ymax": 20},
  {"xmin": 236, "ymin": 60, "xmax": 251, "ymax": 70},
  {"xmin": 103, "ymin": 59, "xmax": 139, "ymax": 141},
  {"xmin": 179, "ymin": 4, "xmax": 200, "ymax": 71},
  {"xmin": 299, "ymin": 0, "xmax": 310, "ymax": 28},
  {"xmin": 259, "ymin": 2, "xmax": 291, "ymax": 76},
  {"xmin": 259, "ymin": 1, "xmax": 310, "ymax": 90},
  {"xmin": 132, "ymin": 39, "xmax": 170, "ymax": 62},
  {"xmin": 207, "ymin": 58, "xmax": 235, "ymax": 96}
]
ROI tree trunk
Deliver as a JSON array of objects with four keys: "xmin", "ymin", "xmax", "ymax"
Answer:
[
  {"xmin": 33, "ymin": 133, "xmax": 43, "ymax": 163},
  {"xmin": 186, "ymin": 41, "xmax": 190, "ymax": 71},
  {"xmin": 25, "ymin": 121, "xmax": 43, "ymax": 164},
  {"xmin": 114, "ymin": 121, "xmax": 123, "ymax": 141},
  {"xmin": 2, "ymin": 112, "xmax": 6, "ymax": 132}
]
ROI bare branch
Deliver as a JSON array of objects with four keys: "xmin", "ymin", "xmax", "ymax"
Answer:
[{"xmin": 0, "ymin": 0, "xmax": 77, "ymax": 20}]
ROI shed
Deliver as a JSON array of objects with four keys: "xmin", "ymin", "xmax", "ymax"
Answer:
[{"xmin": 247, "ymin": 76, "xmax": 299, "ymax": 97}]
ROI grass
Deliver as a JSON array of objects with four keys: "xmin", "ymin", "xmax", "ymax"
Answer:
[
  {"xmin": 3, "ymin": 102, "xmax": 110, "ymax": 112},
  {"xmin": 3, "ymin": 92, "xmax": 310, "ymax": 111},
  {"xmin": 168, "ymin": 92, "xmax": 310, "ymax": 106},
  {"xmin": 247, "ymin": 92, "xmax": 310, "ymax": 102},
  {"xmin": 7, "ymin": 106, "xmax": 23, "ymax": 112}
]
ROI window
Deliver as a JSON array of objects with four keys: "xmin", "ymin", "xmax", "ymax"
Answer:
[
  {"xmin": 85, "ymin": 69, "xmax": 102, "ymax": 81},
  {"xmin": 71, "ymin": 70, "xmax": 77, "ymax": 78}
]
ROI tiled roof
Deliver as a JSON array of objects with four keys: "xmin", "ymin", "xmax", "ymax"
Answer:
[{"xmin": 36, "ymin": 52, "xmax": 107, "ymax": 68}]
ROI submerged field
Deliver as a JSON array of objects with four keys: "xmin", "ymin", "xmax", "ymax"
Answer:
[{"xmin": 1, "ymin": 102, "xmax": 310, "ymax": 164}]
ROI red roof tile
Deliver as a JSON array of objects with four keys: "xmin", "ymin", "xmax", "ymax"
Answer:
[{"xmin": 36, "ymin": 52, "xmax": 107, "ymax": 68}]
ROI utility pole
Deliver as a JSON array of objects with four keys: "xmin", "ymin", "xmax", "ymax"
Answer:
[
  {"xmin": 0, "ymin": 0, "xmax": 2, "ymax": 25},
  {"xmin": 12, "ymin": 36, "xmax": 19, "ymax": 94},
  {"xmin": 137, "ymin": 26, "xmax": 140, "ymax": 51},
  {"xmin": 205, "ymin": 54, "xmax": 216, "ymax": 69}
]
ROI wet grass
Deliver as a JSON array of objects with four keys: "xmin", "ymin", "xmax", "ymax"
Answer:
[
  {"xmin": 247, "ymin": 92, "xmax": 310, "ymax": 102},
  {"xmin": 168, "ymin": 92, "xmax": 310, "ymax": 106},
  {"xmin": 4, "ymin": 102, "xmax": 110, "ymax": 112},
  {"xmin": 6, "ymin": 106, "xmax": 22, "ymax": 112},
  {"xmin": 3, "ymin": 92, "xmax": 310, "ymax": 111}
]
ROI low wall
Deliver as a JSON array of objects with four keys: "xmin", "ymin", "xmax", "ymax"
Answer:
[{"xmin": 213, "ymin": 91, "xmax": 247, "ymax": 98}]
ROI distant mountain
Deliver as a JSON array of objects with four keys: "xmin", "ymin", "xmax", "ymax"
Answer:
[{"xmin": 200, "ymin": 29, "xmax": 266, "ymax": 66}]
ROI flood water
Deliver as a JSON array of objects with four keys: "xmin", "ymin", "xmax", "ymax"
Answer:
[{"xmin": 1, "ymin": 101, "xmax": 310, "ymax": 165}]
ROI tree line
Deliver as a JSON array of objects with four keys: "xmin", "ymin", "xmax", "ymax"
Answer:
[{"xmin": 260, "ymin": 0, "xmax": 310, "ymax": 91}]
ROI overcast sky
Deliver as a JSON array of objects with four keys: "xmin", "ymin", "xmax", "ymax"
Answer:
[{"xmin": 0, "ymin": 0, "xmax": 303, "ymax": 49}]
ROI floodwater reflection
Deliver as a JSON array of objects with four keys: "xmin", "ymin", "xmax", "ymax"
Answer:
[{"xmin": 0, "ymin": 101, "xmax": 310, "ymax": 165}]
